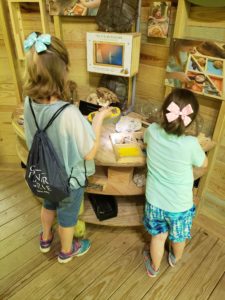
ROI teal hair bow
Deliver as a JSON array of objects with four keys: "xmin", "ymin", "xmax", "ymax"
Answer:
[{"xmin": 23, "ymin": 32, "xmax": 51, "ymax": 53}]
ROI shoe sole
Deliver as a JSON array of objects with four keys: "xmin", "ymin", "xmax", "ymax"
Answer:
[
  {"xmin": 143, "ymin": 250, "xmax": 159, "ymax": 278},
  {"xmin": 40, "ymin": 246, "xmax": 51, "ymax": 253},
  {"xmin": 168, "ymin": 254, "xmax": 176, "ymax": 267},
  {"xmin": 58, "ymin": 244, "xmax": 91, "ymax": 264},
  {"xmin": 146, "ymin": 269, "xmax": 157, "ymax": 278}
]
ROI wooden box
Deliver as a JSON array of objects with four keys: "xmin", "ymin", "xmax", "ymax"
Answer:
[
  {"xmin": 110, "ymin": 132, "xmax": 145, "ymax": 164},
  {"xmin": 86, "ymin": 32, "xmax": 141, "ymax": 77}
]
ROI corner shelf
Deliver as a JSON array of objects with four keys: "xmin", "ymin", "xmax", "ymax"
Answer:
[{"xmin": 171, "ymin": 0, "xmax": 225, "ymax": 226}]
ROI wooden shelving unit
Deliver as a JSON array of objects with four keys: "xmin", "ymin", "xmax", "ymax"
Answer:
[
  {"xmin": 173, "ymin": 0, "xmax": 225, "ymax": 41},
  {"xmin": 170, "ymin": 0, "xmax": 225, "ymax": 226}
]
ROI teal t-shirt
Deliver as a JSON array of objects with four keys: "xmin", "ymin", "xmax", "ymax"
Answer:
[
  {"xmin": 166, "ymin": 51, "xmax": 188, "ymax": 87},
  {"xmin": 144, "ymin": 123, "xmax": 206, "ymax": 212},
  {"xmin": 24, "ymin": 97, "xmax": 96, "ymax": 189}
]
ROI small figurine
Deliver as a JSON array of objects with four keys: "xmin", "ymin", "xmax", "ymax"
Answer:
[{"xmin": 213, "ymin": 60, "xmax": 223, "ymax": 69}]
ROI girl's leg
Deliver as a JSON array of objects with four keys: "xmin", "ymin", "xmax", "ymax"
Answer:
[
  {"xmin": 150, "ymin": 232, "xmax": 168, "ymax": 271},
  {"xmin": 57, "ymin": 188, "xmax": 84, "ymax": 253},
  {"xmin": 58, "ymin": 226, "xmax": 74, "ymax": 253},
  {"xmin": 41, "ymin": 206, "xmax": 55, "ymax": 240},
  {"xmin": 171, "ymin": 240, "xmax": 186, "ymax": 261}
]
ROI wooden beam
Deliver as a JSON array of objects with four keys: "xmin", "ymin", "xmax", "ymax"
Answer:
[
  {"xmin": 0, "ymin": 0, "xmax": 22, "ymax": 103},
  {"xmin": 8, "ymin": 0, "xmax": 50, "ymax": 60}
]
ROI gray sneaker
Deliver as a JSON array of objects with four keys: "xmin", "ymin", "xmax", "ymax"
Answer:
[
  {"xmin": 168, "ymin": 251, "xmax": 176, "ymax": 267},
  {"xmin": 143, "ymin": 249, "xmax": 159, "ymax": 277}
]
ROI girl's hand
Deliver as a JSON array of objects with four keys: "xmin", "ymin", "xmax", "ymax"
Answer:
[
  {"xmin": 174, "ymin": 72, "xmax": 190, "ymax": 83},
  {"xmin": 95, "ymin": 106, "xmax": 115, "ymax": 120}
]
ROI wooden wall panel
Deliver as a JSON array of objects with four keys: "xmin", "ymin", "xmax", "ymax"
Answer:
[{"xmin": 0, "ymin": 7, "xmax": 20, "ymax": 170}]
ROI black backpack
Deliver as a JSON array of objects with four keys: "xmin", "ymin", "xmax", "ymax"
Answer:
[{"xmin": 25, "ymin": 99, "xmax": 87, "ymax": 202}]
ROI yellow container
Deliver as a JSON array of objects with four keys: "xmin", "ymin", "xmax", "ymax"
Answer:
[{"xmin": 87, "ymin": 107, "xmax": 121, "ymax": 124}]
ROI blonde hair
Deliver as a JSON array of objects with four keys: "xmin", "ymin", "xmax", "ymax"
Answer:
[{"xmin": 23, "ymin": 33, "xmax": 71, "ymax": 101}]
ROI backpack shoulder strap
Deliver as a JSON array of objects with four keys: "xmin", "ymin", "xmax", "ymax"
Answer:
[
  {"xmin": 29, "ymin": 98, "xmax": 70, "ymax": 132},
  {"xmin": 29, "ymin": 98, "xmax": 39, "ymax": 130},
  {"xmin": 44, "ymin": 103, "xmax": 70, "ymax": 131}
]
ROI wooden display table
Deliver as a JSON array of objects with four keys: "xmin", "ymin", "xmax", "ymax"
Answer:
[
  {"xmin": 12, "ymin": 106, "xmax": 215, "ymax": 229},
  {"xmin": 11, "ymin": 107, "xmax": 147, "ymax": 229}
]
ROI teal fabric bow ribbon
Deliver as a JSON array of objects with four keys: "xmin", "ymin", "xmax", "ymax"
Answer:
[{"xmin": 23, "ymin": 32, "xmax": 51, "ymax": 53}]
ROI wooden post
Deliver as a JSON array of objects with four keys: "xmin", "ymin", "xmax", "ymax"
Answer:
[
  {"xmin": 197, "ymin": 100, "xmax": 225, "ymax": 215},
  {"xmin": 173, "ymin": 0, "xmax": 190, "ymax": 38},
  {"xmin": 8, "ymin": 0, "xmax": 50, "ymax": 60},
  {"xmin": 53, "ymin": 15, "xmax": 63, "ymax": 40},
  {"xmin": 0, "ymin": 0, "xmax": 22, "ymax": 103}
]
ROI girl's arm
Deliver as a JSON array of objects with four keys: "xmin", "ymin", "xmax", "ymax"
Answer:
[
  {"xmin": 193, "ymin": 157, "xmax": 208, "ymax": 180},
  {"xmin": 79, "ymin": 0, "xmax": 101, "ymax": 8},
  {"xmin": 166, "ymin": 71, "xmax": 190, "ymax": 83},
  {"xmin": 84, "ymin": 107, "xmax": 113, "ymax": 160}
]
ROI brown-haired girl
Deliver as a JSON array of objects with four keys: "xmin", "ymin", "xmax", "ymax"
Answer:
[
  {"xmin": 166, "ymin": 39, "xmax": 203, "ymax": 87},
  {"xmin": 23, "ymin": 32, "xmax": 113, "ymax": 263},
  {"xmin": 143, "ymin": 88, "xmax": 208, "ymax": 277}
]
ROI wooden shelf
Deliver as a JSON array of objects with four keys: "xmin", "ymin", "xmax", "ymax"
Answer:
[
  {"xmin": 86, "ymin": 166, "xmax": 145, "ymax": 196},
  {"xmin": 174, "ymin": 0, "xmax": 225, "ymax": 41},
  {"xmin": 80, "ymin": 195, "xmax": 145, "ymax": 227}
]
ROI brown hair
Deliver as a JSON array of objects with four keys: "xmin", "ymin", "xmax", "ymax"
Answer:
[
  {"xmin": 171, "ymin": 39, "xmax": 203, "ymax": 66},
  {"xmin": 160, "ymin": 88, "xmax": 199, "ymax": 136},
  {"xmin": 23, "ymin": 32, "xmax": 71, "ymax": 102}
]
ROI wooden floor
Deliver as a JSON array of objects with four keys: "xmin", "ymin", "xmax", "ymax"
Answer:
[{"xmin": 0, "ymin": 171, "xmax": 225, "ymax": 300}]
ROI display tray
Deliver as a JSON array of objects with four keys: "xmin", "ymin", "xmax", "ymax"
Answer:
[{"xmin": 185, "ymin": 53, "xmax": 225, "ymax": 100}]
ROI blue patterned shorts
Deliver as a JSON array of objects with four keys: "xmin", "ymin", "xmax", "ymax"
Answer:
[{"xmin": 143, "ymin": 202, "xmax": 196, "ymax": 243}]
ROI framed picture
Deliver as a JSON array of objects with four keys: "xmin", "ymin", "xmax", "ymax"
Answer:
[
  {"xmin": 86, "ymin": 32, "xmax": 141, "ymax": 77},
  {"xmin": 147, "ymin": 1, "xmax": 171, "ymax": 38},
  {"xmin": 165, "ymin": 38, "xmax": 225, "ymax": 100},
  {"xmin": 49, "ymin": 0, "xmax": 101, "ymax": 16}
]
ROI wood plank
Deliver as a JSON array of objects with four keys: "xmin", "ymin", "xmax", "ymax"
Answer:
[
  {"xmin": 136, "ymin": 64, "xmax": 166, "ymax": 101},
  {"xmin": 140, "ymin": 42, "xmax": 169, "ymax": 68},
  {"xmin": 35, "ymin": 228, "xmax": 144, "ymax": 300},
  {"xmin": 0, "ymin": 206, "xmax": 40, "ymax": 241},
  {"xmin": 176, "ymin": 240, "xmax": 225, "ymax": 300},
  {"xmin": 201, "ymin": 191, "xmax": 225, "ymax": 226},
  {"xmin": 0, "ymin": 0, "xmax": 22, "ymax": 102},
  {"xmin": 0, "ymin": 224, "xmax": 103, "ymax": 296},
  {"xmin": 207, "ymin": 161, "xmax": 225, "ymax": 200},
  {"xmin": 0, "ymin": 178, "xmax": 29, "ymax": 201},
  {"xmin": 1, "ymin": 227, "xmax": 130, "ymax": 299},
  {"xmin": 140, "ymin": 230, "xmax": 217, "ymax": 300},
  {"xmin": 0, "ymin": 194, "xmax": 38, "ymax": 226},
  {"xmin": 0, "ymin": 186, "xmax": 32, "ymax": 212},
  {"xmin": 209, "ymin": 272, "xmax": 225, "ymax": 300},
  {"xmin": 0, "ymin": 217, "xmax": 41, "ymax": 259},
  {"xmin": 189, "ymin": 6, "xmax": 225, "ymax": 28},
  {"xmin": 194, "ymin": 214, "xmax": 225, "ymax": 242},
  {"xmin": 0, "ymin": 170, "xmax": 23, "ymax": 184},
  {"xmin": 75, "ymin": 232, "xmax": 148, "ymax": 300},
  {"xmin": 110, "ymin": 225, "xmax": 201, "ymax": 300}
]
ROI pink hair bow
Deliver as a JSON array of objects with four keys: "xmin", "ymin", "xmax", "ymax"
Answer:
[{"xmin": 166, "ymin": 101, "xmax": 193, "ymax": 127}]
